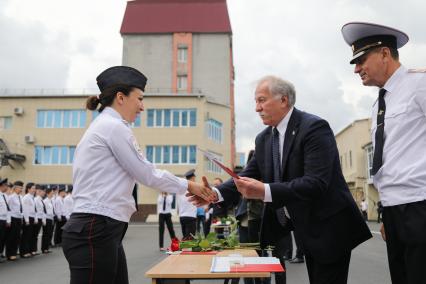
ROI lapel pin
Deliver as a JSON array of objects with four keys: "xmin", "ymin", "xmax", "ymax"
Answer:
[{"xmin": 292, "ymin": 130, "xmax": 296, "ymax": 135}]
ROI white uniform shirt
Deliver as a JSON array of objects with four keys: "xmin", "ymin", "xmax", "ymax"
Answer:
[
  {"xmin": 42, "ymin": 198, "xmax": 55, "ymax": 221},
  {"xmin": 177, "ymin": 191, "xmax": 197, "ymax": 218},
  {"xmin": 157, "ymin": 194, "xmax": 174, "ymax": 214},
  {"xmin": 0, "ymin": 192, "xmax": 11, "ymax": 223},
  {"xmin": 7, "ymin": 193, "xmax": 22, "ymax": 219},
  {"xmin": 63, "ymin": 194, "xmax": 74, "ymax": 220},
  {"xmin": 54, "ymin": 196, "xmax": 64, "ymax": 219},
  {"xmin": 72, "ymin": 107, "xmax": 188, "ymax": 222},
  {"xmin": 22, "ymin": 193, "xmax": 37, "ymax": 224},
  {"xmin": 34, "ymin": 196, "xmax": 45, "ymax": 220},
  {"xmin": 372, "ymin": 65, "xmax": 426, "ymax": 206},
  {"xmin": 360, "ymin": 201, "xmax": 368, "ymax": 212}
]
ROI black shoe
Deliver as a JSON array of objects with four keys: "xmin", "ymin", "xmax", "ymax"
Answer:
[
  {"xmin": 283, "ymin": 255, "xmax": 292, "ymax": 261},
  {"xmin": 289, "ymin": 257, "xmax": 304, "ymax": 263},
  {"xmin": 0, "ymin": 257, "xmax": 5, "ymax": 263}
]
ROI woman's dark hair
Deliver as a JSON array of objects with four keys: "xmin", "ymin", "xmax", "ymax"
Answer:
[
  {"xmin": 86, "ymin": 84, "xmax": 135, "ymax": 112},
  {"xmin": 25, "ymin": 182, "xmax": 35, "ymax": 193}
]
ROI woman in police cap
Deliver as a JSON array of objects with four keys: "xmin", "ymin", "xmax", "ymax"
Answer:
[{"xmin": 62, "ymin": 66, "xmax": 213, "ymax": 284}]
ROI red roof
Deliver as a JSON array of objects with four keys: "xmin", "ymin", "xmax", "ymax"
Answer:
[{"xmin": 120, "ymin": 0, "xmax": 232, "ymax": 34}]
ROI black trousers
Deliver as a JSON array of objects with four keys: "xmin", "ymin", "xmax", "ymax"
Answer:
[
  {"xmin": 54, "ymin": 216, "xmax": 66, "ymax": 245},
  {"xmin": 62, "ymin": 213, "xmax": 129, "ymax": 284},
  {"xmin": 305, "ymin": 251, "xmax": 351, "ymax": 284},
  {"xmin": 42, "ymin": 219, "xmax": 54, "ymax": 252},
  {"xmin": 6, "ymin": 217, "xmax": 22, "ymax": 257},
  {"xmin": 383, "ymin": 200, "xmax": 426, "ymax": 284},
  {"xmin": 20, "ymin": 217, "xmax": 35, "ymax": 256},
  {"xmin": 31, "ymin": 218, "xmax": 42, "ymax": 253},
  {"xmin": 204, "ymin": 217, "xmax": 212, "ymax": 236},
  {"xmin": 0, "ymin": 220, "xmax": 8, "ymax": 255},
  {"xmin": 179, "ymin": 217, "xmax": 196, "ymax": 239},
  {"xmin": 158, "ymin": 213, "xmax": 176, "ymax": 248},
  {"xmin": 196, "ymin": 215, "xmax": 206, "ymax": 235}
]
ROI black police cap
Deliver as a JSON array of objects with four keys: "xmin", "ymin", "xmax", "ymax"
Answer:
[
  {"xmin": 96, "ymin": 66, "xmax": 148, "ymax": 92},
  {"xmin": 184, "ymin": 169, "xmax": 196, "ymax": 179}
]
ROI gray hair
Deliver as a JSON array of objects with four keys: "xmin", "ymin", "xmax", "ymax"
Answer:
[{"xmin": 258, "ymin": 75, "xmax": 296, "ymax": 107}]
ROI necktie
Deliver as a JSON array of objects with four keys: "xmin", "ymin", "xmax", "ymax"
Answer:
[
  {"xmin": 2, "ymin": 194, "xmax": 10, "ymax": 211},
  {"xmin": 272, "ymin": 127, "xmax": 282, "ymax": 182},
  {"xmin": 272, "ymin": 127, "xmax": 289, "ymax": 227},
  {"xmin": 41, "ymin": 199, "xmax": 47, "ymax": 214},
  {"xmin": 163, "ymin": 196, "xmax": 166, "ymax": 211},
  {"xmin": 34, "ymin": 197, "xmax": 37, "ymax": 213},
  {"xmin": 19, "ymin": 196, "xmax": 23, "ymax": 213},
  {"xmin": 372, "ymin": 88, "xmax": 387, "ymax": 175}
]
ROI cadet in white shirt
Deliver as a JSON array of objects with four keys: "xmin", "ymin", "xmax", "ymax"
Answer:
[
  {"xmin": 63, "ymin": 186, "xmax": 74, "ymax": 221},
  {"xmin": 33, "ymin": 184, "xmax": 46, "ymax": 255},
  {"xmin": 157, "ymin": 192, "xmax": 176, "ymax": 251},
  {"xmin": 177, "ymin": 169, "xmax": 197, "ymax": 240},
  {"xmin": 0, "ymin": 178, "xmax": 11, "ymax": 263},
  {"xmin": 41, "ymin": 188, "xmax": 55, "ymax": 254},
  {"xmin": 5, "ymin": 181, "xmax": 24, "ymax": 261},
  {"xmin": 20, "ymin": 182, "xmax": 37, "ymax": 258},
  {"xmin": 342, "ymin": 22, "xmax": 426, "ymax": 284},
  {"xmin": 61, "ymin": 66, "xmax": 213, "ymax": 284},
  {"xmin": 53, "ymin": 187, "xmax": 66, "ymax": 246}
]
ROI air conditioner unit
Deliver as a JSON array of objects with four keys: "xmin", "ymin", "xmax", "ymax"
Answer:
[
  {"xmin": 24, "ymin": 135, "xmax": 35, "ymax": 144},
  {"xmin": 14, "ymin": 107, "xmax": 24, "ymax": 115}
]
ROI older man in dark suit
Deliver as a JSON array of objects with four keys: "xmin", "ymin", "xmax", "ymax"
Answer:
[{"xmin": 191, "ymin": 76, "xmax": 372, "ymax": 284}]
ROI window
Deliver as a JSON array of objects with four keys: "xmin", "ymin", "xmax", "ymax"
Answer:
[
  {"xmin": 205, "ymin": 152, "xmax": 223, "ymax": 174},
  {"xmin": 34, "ymin": 145, "xmax": 76, "ymax": 165},
  {"xmin": 178, "ymin": 47, "xmax": 188, "ymax": 63},
  {"xmin": 145, "ymin": 145, "xmax": 197, "ymax": 164},
  {"xmin": 37, "ymin": 110, "xmax": 86, "ymax": 128},
  {"xmin": 177, "ymin": 75, "xmax": 187, "ymax": 91},
  {"xmin": 206, "ymin": 119, "xmax": 223, "ymax": 144},
  {"xmin": 349, "ymin": 150, "xmax": 352, "ymax": 168},
  {"xmin": 0, "ymin": 116, "xmax": 12, "ymax": 130},
  {"xmin": 146, "ymin": 109, "xmax": 196, "ymax": 128}
]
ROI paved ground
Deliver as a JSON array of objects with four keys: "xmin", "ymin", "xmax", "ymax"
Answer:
[{"xmin": 0, "ymin": 222, "xmax": 390, "ymax": 284}]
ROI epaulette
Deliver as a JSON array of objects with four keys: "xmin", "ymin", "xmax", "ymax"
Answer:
[{"xmin": 408, "ymin": 68, "xmax": 426, "ymax": 73}]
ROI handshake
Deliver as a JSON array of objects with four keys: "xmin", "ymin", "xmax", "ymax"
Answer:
[
  {"xmin": 186, "ymin": 176, "xmax": 266, "ymax": 206},
  {"xmin": 186, "ymin": 176, "xmax": 218, "ymax": 206}
]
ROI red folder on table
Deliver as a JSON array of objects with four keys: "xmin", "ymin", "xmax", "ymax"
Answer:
[{"xmin": 230, "ymin": 263, "xmax": 284, "ymax": 272}]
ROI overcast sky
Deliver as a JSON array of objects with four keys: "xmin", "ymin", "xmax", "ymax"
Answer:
[{"xmin": 1, "ymin": 0, "xmax": 425, "ymax": 155}]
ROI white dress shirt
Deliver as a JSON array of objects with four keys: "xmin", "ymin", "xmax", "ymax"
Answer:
[
  {"xmin": 213, "ymin": 107, "xmax": 294, "ymax": 203},
  {"xmin": 371, "ymin": 65, "xmax": 426, "ymax": 206},
  {"xmin": 54, "ymin": 196, "xmax": 64, "ymax": 219},
  {"xmin": 63, "ymin": 194, "xmax": 74, "ymax": 220},
  {"xmin": 177, "ymin": 192, "xmax": 197, "ymax": 218},
  {"xmin": 157, "ymin": 194, "xmax": 173, "ymax": 214},
  {"xmin": 22, "ymin": 193, "xmax": 37, "ymax": 224},
  {"xmin": 7, "ymin": 193, "xmax": 22, "ymax": 219},
  {"xmin": 0, "ymin": 192, "xmax": 11, "ymax": 223},
  {"xmin": 34, "ymin": 196, "xmax": 45, "ymax": 220},
  {"xmin": 72, "ymin": 107, "xmax": 188, "ymax": 222},
  {"xmin": 42, "ymin": 198, "xmax": 55, "ymax": 221}
]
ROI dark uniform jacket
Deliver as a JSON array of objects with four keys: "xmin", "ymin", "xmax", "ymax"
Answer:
[{"xmin": 218, "ymin": 108, "xmax": 372, "ymax": 263}]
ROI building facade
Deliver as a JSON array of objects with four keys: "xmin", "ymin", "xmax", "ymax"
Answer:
[
  {"xmin": 335, "ymin": 118, "xmax": 379, "ymax": 220},
  {"xmin": 0, "ymin": 0, "xmax": 235, "ymax": 221}
]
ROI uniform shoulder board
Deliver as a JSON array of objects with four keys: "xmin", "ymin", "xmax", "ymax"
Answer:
[{"xmin": 408, "ymin": 68, "xmax": 426, "ymax": 73}]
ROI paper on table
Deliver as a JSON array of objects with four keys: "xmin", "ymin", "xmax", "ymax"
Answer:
[
  {"xmin": 210, "ymin": 256, "xmax": 284, "ymax": 273},
  {"xmin": 198, "ymin": 148, "xmax": 240, "ymax": 179}
]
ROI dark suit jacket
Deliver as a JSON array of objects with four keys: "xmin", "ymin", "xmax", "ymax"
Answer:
[{"xmin": 218, "ymin": 108, "xmax": 372, "ymax": 263}]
